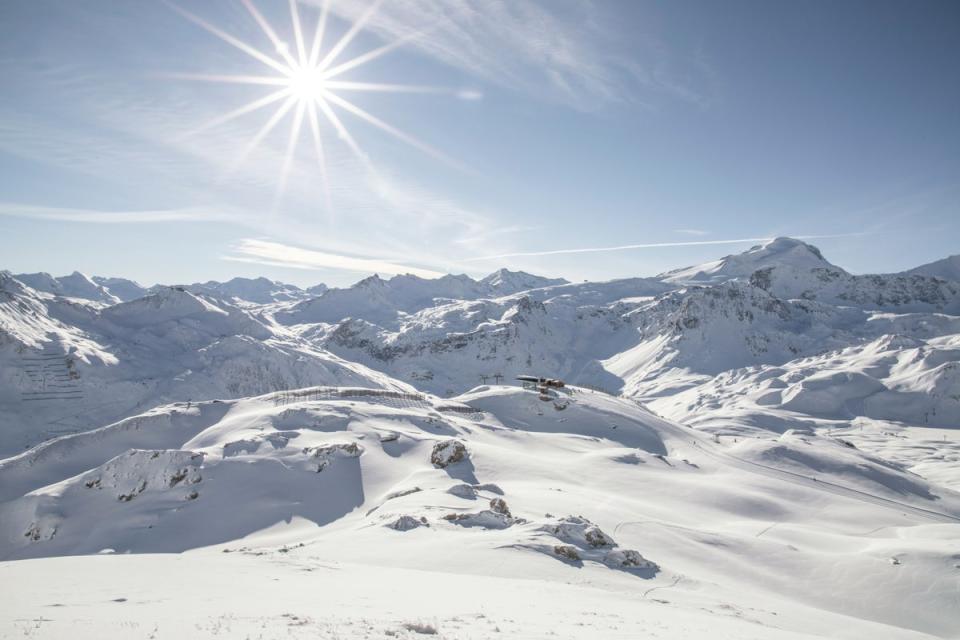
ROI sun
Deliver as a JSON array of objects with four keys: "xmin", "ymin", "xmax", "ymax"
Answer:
[
  {"xmin": 288, "ymin": 65, "xmax": 328, "ymax": 102},
  {"xmin": 167, "ymin": 0, "xmax": 456, "ymax": 207}
]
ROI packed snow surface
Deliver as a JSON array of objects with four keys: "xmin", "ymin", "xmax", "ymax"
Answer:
[{"xmin": 3, "ymin": 385, "xmax": 959, "ymax": 638}]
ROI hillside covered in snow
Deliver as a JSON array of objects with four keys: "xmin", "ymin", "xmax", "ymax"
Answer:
[
  {"xmin": 3, "ymin": 384, "xmax": 959, "ymax": 638},
  {"xmin": 3, "ymin": 238, "xmax": 960, "ymax": 638}
]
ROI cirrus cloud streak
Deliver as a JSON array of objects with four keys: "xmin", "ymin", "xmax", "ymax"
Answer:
[
  {"xmin": 223, "ymin": 238, "xmax": 445, "ymax": 278},
  {"xmin": 465, "ymin": 233, "xmax": 875, "ymax": 261}
]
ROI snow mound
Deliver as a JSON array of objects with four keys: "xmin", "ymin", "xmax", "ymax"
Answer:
[
  {"xmin": 304, "ymin": 442, "xmax": 363, "ymax": 472},
  {"xmin": 457, "ymin": 386, "xmax": 668, "ymax": 454},
  {"xmin": 780, "ymin": 371, "xmax": 887, "ymax": 418},
  {"xmin": 387, "ymin": 515, "xmax": 428, "ymax": 531},
  {"xmin": 544, "ymin": 515, "xmax": 615, "ymax": 548},
  {"xmin": 81, "ymin": 449, "xmax": 204, "ymax": 501},
  {"xmin": 443, "ymin": 509, "xmax": 515, "ymax": 529},
  {"xmin": 532, "ymin": 515, "xmax": 658, "ymax": 573},
  {"xmin": 733, "ymin": 431, "xmax": 938, "ymax": 500},
  {"xmin": 447, "ymin": 483, "xmax": 477, "ymax": 499}
]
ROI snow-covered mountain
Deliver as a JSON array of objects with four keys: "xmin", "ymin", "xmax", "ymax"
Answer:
[
  {"xmin": 659, "ymin": 236, "xmax": 834, "ymax": 285},
  {"xmin": 15, "ymin": 270, "xmax": 120, "ymax": 304},
  {"xmin": 14, "ymin": 268, "xmax": 567, "ymax": 312},
  {"xmin": 903, "ymin": 253, "xmax": 960, "ymax": 282},
  {"xmin": 478, "ymin": 267, "xmax": 568, "ymax": 292},
  {"xmin": 278, "ymin": 269, "xmax": 570, "ymax": 326},
  {"xmin": 0, "ymin": 273, "xmax": 408, "ymax": 456},
  {"xmin": 17, "ymin": 272, "xmax": 313, "ymax": 305},
  {"xmin": 7, "ymin": 241, "xmax": 957, "ymax": 448},
  {"xmin": 91, "ymin": 275, "xmax": 148, "ymax": 302},
  {"xmin": 298, "ymin": 241, "xmax": 957, "ymax": 405},
  {"xmin": 318, "ymin": 283, "xmax": 661, "ymax": 395},
  {"xmin": 181, "ymin": 276, "xmax": 310, "ymax": 304},
  {"xmin": 662, "ymin": 237, "xmax": 960, "ymax": 311}
]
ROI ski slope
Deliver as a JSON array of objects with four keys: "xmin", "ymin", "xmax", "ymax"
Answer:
[{"xmin": 2, "ymin": 385, "xmax": 959, "ymax": 638}]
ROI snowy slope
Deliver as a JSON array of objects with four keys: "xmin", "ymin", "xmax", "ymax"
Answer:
[
  {"xmin": 305, "ymin": 282, "xmax": 329, "ymax": 296},
  {"xmin": 641, "ymin": 330, "xmax": 960, "ymax": 486},
  {"xmin": 904, "ymin": 254, "xmax": 960, "ymax": 282},
  {"xmin": 319, "ymin": 288, "xmax": 654, "ymax": 395},
  {"xmin": 91, "ymin": 275, "xmax": 148, "ymax": 302},
  {"xmin": 259, "ymin": 241, "xmax": 960, "ymax": 500},
  {"xmin": 1, "ymin": 384, "xmax": 958, "ymax": 638},
  {"xmin": 0, "ymin": 275, "xmax": 410, "ymax": 456}
]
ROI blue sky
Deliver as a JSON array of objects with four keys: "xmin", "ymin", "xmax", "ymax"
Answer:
[{"xmin": 1, "ymin": 0, "xmax": 958, "ymax": 287}]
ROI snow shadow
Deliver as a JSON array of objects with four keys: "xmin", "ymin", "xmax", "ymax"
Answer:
[
  {"xmin": 9, "ymin": 456, "xmax": 365, "ymax": 558},
  {"xmin": 443, "ymin": 458, "xmax": 478, "ymax": 484}
]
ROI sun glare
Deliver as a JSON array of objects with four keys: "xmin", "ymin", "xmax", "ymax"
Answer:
[
  {"xmin": 288, "ymin": 66, "xmax": 327, "ymax": 102},
  {"xmin": 168, "ymin": 0, "xmax": 456, "ymax": 207}
]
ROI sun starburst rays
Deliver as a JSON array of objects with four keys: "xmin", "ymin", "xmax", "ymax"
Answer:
[{"xmin": 169, "ymin": 0, "xmax": 456, "ymax": 208}]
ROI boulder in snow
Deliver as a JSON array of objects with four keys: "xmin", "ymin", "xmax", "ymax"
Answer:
[
  {"xmin": 431, "ymin": 440, "xmax": 468, "ymax": 468},
  {"xmin": 544, "ymin": 516, "xmax": 615, "ymax": 548},
  {"xmin": 603, "ymin": 548, "xmax": 658, "ymax": 570},
  {"xmin": 387, "ymin": 515, "xmax": 428, "ymax": 531},
  {"xmin": 303, "ymin": 442, "xmax": 363, "ymax": 472}
]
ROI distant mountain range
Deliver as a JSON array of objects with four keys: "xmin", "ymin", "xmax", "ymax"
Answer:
[
  {"xmin": 3, "ymin": 237, "xmax": 958, "ymax": 453},
  {"xmin": 11, "ymin": 268, "xmax": 570, "ymax": 307}
]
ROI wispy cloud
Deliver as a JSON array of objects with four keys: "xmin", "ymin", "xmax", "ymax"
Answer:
[
  {"xmin": 464, "ymin": 233, "xmax": 875, "ymax": 261},
  {"xmin": 0, "ymin": 62, "xmax": 506, "ymax": 272},
  {"xmin": 0, "ymin": 202, "xmax": 239, "ymax": 224},
  {"xmin": 223, "ymin": 238, "xmax": 445, "ymax": 278},
  {"xmin": 309, "ymin": 0, "xmax": 714, "ymax": 111},
  {"xmin": 674, "ymin": 228, "xmax": 710, "ymax": 236}
]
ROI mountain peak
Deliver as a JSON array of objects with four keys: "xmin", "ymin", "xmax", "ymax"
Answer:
[
  {"xmin": 224, "ymin": 276, "xmax": 274, "ymax": 286},
  {"xmin": 750, "ymin": 237, "xmax": 826, "ymax": 262},
  {"xmin": 479, "ymin": 268, "xmax": 568, "ymax": 293},
  {"xmin": 14, "ymin": 270, "xmax": 118, "ymax": 303},
  {"xmin": 1, "ymin": 271, "xmax": 29, "ymax": 295},
  {"xmin": 355, "ymin": 274, "xmax": 386, "ymax": 288},
  {"xmin": 660, "ymin": 236, "xmax": 836, "ymax": 285}
]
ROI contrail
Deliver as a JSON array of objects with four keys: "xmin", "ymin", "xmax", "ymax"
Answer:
[{"xmin": 464, "ymin": 232, "xmax": 873, "ymax": 262}]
